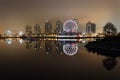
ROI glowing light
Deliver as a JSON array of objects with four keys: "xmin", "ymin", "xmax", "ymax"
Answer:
[
  {"xmin": 7, "ymin": 30, "xmax": 12, "ymax": 34},
  {"xmin": 19, "ymin": 31, "xmax": 23, "ymax": 36},
  {"xmin": 5, "ymin": 39, "xmax": 13, "ymax": 45},
  {"xmin": 82, "ymin": 33, "xmax": 86, "ymax": 35},
  {"xmin": 78, "ymin": 39, "xmax": 83, "ymax": 42},
  {"xmin": 8, "ymin": 41, "xmax": 12, "ymax": 44},
  {"xmin": 82, "ymin": 40, "xmax": 86, "ymax": 43},
  {"xmin": 19, "ymin": 39, "xmax": 23, "ymax": 44},
  {"xmin": 78, "ymin": 34, "xmax": 83, "ymax": 37},
  {"xmin": 6, "ymin": 30, "xmax": 12, "ymax": 36}
]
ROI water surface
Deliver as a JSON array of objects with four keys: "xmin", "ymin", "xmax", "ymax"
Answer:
[{"xmin": 0, "ymin": 38, "xmax": 120, "ymax": 79}]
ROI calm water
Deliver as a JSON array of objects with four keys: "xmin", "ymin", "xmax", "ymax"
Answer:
[{"xmin": 0, "ymin": 38, "xmax": 120, "ymax": 79}]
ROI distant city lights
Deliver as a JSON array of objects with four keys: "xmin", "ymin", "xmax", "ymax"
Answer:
[
  {"xmin": 7, "ymin": 30, "xmax": 12, "ymax": 34},
  {"xmin": 19, "ymin": 31, "xmax": 24, "ymax": 36},
  {"xmin": 6, "ymin": 30, "xmax": 12, "ymax": 36}
]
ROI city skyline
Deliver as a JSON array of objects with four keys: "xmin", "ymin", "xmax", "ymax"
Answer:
[
  {"xmin": 0, "ymin": 19, "xmax": 118, "ymax": 34},
  {"xmin": 0, "ymin": 0, "xmax": 120, "ymax": 33}
]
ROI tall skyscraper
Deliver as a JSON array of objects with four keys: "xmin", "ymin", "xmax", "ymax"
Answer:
[
  {"xmin": 34, "ymin": 24, "xmax": 41, "ymax": 35},
  {"xmin": 55, "ymin": 20, "xmax": 63, "ymax": 34},
  {"xmin": 45, "ymin": 20, "xmax": 52, "ymax": 34},
  {"xmin": 25, "ymin": 25, "xmax": 32, "ymax": 36},
  {"xmin": 86, "ymin": 21, "xmax": 96, "ymax": 33}
]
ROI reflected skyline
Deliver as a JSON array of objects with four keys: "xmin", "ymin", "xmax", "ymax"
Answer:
[
  {"xmin": 2, "ymin": 38, "xmax": 86, "ymax": 56},
  {"xmin": 0, "ymin": 38, "xmax": 120, "ymax": 79}
]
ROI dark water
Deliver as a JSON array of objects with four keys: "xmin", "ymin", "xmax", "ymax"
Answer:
[{"xmin": 0, "ymin": 38, "xmax": 120, "ymax": 79}]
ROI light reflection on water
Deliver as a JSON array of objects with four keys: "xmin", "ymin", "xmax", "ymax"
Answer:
[
  {"xmin": 0, "ymin": 38, "xmax": 120, "ymax": 79},
  {"xmin": 3, "ymin": 38, "xmax": 87, "ymax": 56}
]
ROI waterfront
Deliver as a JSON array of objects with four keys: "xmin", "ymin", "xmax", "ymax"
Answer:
[{"xmin": 0, "ymin": 38, "xmax": 120, "ymax": 79}]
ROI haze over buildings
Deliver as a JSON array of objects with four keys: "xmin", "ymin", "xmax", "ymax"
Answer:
[{"xmin": 0, "ymin": 0, "xmax": 120, "ymax": 33}]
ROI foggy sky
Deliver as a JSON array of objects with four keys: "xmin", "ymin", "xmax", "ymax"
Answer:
[{"xmin": 0, "ymin": 0, "xmax": 120, "ymax": 33}]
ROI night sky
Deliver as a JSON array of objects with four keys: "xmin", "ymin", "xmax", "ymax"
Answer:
[{"xmin": 0, "ymin": 0, "xmax": 120, "ymax": 33}]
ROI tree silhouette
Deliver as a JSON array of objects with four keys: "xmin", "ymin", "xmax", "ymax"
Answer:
[
  {"xmin": 102, "ymin": 57, "xmax": 117, "ymax": 71},
  {"xmin": 103, "ymin": 22, "xmax": 117, "ymax": 36}
]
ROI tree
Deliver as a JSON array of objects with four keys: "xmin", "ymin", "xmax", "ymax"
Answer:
[
  {"xmin": 103, "ymin": 22, "xmax": 117, "ymax": 36},
  {"xmin": 102, "ymin": 57, "xmax": 117, "ymax": 71}
]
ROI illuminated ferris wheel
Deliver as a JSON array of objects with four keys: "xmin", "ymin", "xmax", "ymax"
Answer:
[{"xmin": 63, "ymin": 20, "xmax": 78, "ymax": 33}]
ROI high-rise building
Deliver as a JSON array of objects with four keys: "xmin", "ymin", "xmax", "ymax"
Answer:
[
  {"xmin": 25, "ymin": 25, "xmax": 32, "ymax": 35},
  {"xmin": 86, "ymin": 21, "xmax": 96, "ymax": 33},
  {"xmin": 34, "ymin": 24, "xmax": 41, "ymax": 35},
  {"xmin": 45, "ymin": 20, "xmax": 52, "ymax": 34},
  {"xmin": 55, "ymin": 20, "xmax": 63, "ymax": 34}
]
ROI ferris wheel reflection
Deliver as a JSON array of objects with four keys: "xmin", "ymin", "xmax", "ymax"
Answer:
[{"xmin": 63, "ymin": 43, "xmax": 78, "ymax": 56}]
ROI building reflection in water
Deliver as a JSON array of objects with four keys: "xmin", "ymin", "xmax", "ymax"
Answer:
[
  {"xmin": 45, "ymin": 40, "xmax": 52, "ymax": 54},
  {"xmin": 55, "ymin": 41, "xmax": 63, "ymax": 55},
  {"xmin": 5, "ymin": 38, "xmax": 13, "ymax": 45},
  {"xmin": 3, "ymin": 38, "xmax": 87, "ymax": 56},
  {"xmin": 33, "ymin": 38, "xmax": 41, "ymax": 51},
  {"xmin": 25, "ymin": 39, "xmax": 33, "ymax": 49},
  {"xmin": 25, "ymin": 38, "xmax": 41, "ymax": 51}
]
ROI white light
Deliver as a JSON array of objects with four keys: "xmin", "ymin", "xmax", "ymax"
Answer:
[
  {"xmin": 6, "ymin": 30, "xmax": 12, "ymax": 36},
  {"xmin": 82, "ymin": 40, "xmax": 86, "ymax": 43},
  {"xmin": 83, "ymin": 33, "xmax": 85, "ymax": 35},
  {"xmin": 8, "ymin": 30, "xmax": 12, "ymax": 34},
  {"xmin": 19, "ymin": 39, "xmax": 23, "ymax": 44},
  {"xmin": 6, "ymin": 40, "xmax": 12, "ymax": 45},
  {"xmin": 8, "ymin": 41, "xmax": 12, "ymax": 44},
  {"xmin": 19, "ymin": 31, "xmax": 23, "ymax": 36},
  {"xmin": 78, "ymin": 39, "xmax": 83, "ymax": 42}
]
